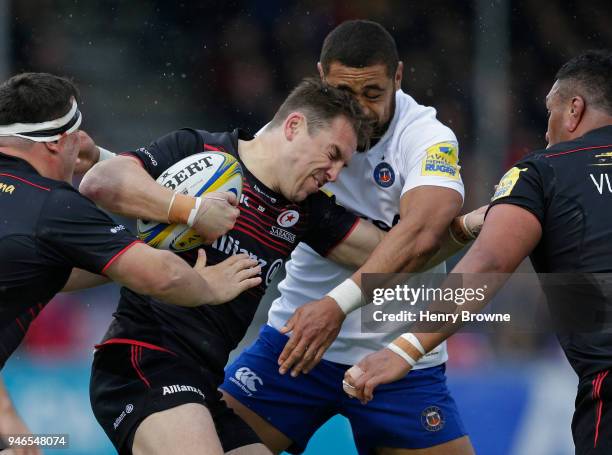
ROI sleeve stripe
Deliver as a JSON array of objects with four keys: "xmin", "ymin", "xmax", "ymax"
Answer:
[
  {"xmin": 323, "ymin": 217, "xmax": 360, "ymax": 257},
  {"xmin": 101, "ymin": 239, "xmax": 144, "ymax": 274}
]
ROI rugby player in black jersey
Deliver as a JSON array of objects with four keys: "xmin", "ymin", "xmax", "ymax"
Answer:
[
  {"xmin": 81, "ymin": 77, "xmax": 480, "ymax": 455},
  {"xmin": 0, "ymin": 72, "xmax": 260, "ymax": 451},
  {"xmin": 345, "ymin": 50, "xmax": 612, "ymax": 455}
]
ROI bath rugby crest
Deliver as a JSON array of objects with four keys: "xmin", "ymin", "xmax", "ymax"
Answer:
[{"xmin": 374, "ymin": 161, "xmax": 395, "ymax": 187}]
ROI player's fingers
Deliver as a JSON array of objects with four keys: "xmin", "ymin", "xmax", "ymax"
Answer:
[
  {"xmin": 236, "ymin": 265, "xmax": 261, "ymax": 281},
  {"xmin": 303, "ymin": 345, "xmax": 326, "ymax": 374},
  {"xmin": 238, "ymin": 276, "xmax": 262, "ymax": 292},
  {"xmin": 279, "ymin": 313, "xmax": 297, "ymax": 335},
  {"xmin": 362, "ymin": 377, "xmax": 379, "ymax": 404},
  {"xmin": 233, "ymin": 258, "xmax": 259, "ymax": 272},
  {"xmin": 278, "ymin": 329, "xmax": 299, "ymax": 364},
  {"xmin": 224, "ymin": 191, "xmax": 238, "ymax": 206},
  {"xmin": 279, "ymin": 338, "xmax": 308, "ymax": 374},
  {"xmin": 291, "ymin": 343, "xmax": 318, "ymax": 377},
  {"xmin": 194, "ymin": 248, "xmax": 207, "ymax": 268}
]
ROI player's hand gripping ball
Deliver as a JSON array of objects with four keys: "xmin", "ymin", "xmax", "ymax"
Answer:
[{"xmin": 137, "ymin": 152, "xmax": 243, "ymax": 252}]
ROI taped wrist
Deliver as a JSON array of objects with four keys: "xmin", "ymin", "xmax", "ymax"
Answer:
[
  {"xmin": 167, "ymin": 193, "xmax": 200, "ymax": 226},
  {"xmin": 386, "ymin": 333, "xmax": 425, "ymax": 367},
  {"xmin": 327, "ymin": 279, "xmax": 363, "ymax": 315}
]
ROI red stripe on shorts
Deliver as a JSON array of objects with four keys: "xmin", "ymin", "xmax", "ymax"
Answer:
[{"xmin": 594, "ymin": 370, "xmax": 609, "ymax": 448}]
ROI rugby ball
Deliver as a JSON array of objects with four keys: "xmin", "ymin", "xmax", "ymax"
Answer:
[{"xmin": 137, "ymin": 151, "xmax": 243, "ymax": 252}]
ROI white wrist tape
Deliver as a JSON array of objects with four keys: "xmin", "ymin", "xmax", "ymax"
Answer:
[
  {"xmin": 187, "ymin": 197, "xmax": 202, "ymax": 227},
  {"xmin": 97, "ymin": 146, "xmax": 116, "ymax": 162},
  {"xmin": 167, "ymin": 193, "xmax": 177, "ymax": 224},
  {"xmin": 400, "ymin": 333, "xmax": 426, "ymax": 355},
  {"xmin": 387, "ymin": 342, "xmax": 416, "ymax": 366},
  {"xmin": 327, "ymin": 279, "xmax": 363, "ymax": 314}
]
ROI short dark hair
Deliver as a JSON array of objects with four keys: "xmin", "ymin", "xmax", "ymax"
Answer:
[
  {"xmin": 555, "ymin": 50, "xmax": 612, "ymax": 115},
  {"xmin": 320, "ymin": 20, "xmax": 399, "ymax": 77},
  {"xmin": 270, "ymin": 77, "xmax": 372, "ymax": 149},
  {"xmin": 0, "ymin": 72, "xmax": 79, "ymax": 125}
]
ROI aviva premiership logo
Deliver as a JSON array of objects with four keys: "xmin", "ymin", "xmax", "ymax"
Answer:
[{"xmin": 421, "ymin": 142, "xmax": 460, "ymax": 179}]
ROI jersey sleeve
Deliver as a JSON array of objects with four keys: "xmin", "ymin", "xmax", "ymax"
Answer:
[
  {"xmin": 124, "ymin": 128, "xmax": 201, "ymax": 179},
  {"xmin": 397, "ymin": 126, "xmax": 465, "ymax": 200},
  {"xmin": 301, "ymin": 190, "xmax": 359, "ymax": 257},
  {"xmin": 36, "ymin": 186, "xmax": 140, "ymax": 274},
  {"xmin": 487, "ymin": 155, "xmax": 552, "ymax": 224}
]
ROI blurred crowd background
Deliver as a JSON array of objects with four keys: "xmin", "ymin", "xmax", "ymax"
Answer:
[{"xmin": 1, "ymin": 1, "xmax": 611, "ymax": 453}]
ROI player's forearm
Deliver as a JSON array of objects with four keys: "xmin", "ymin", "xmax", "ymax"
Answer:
[
  {"xmin": 61, "ymin": 268, "xmax": 110, "ymax": 292},
  {"xmin": 146, "ymin": 256, "xmax": 216, "ymax": 307},
  {"xmin": 327, "ymin": 220, "xmax": 386, "ymax": 268},
  {"xmin": 418, "ymin": 215, "xmax": 473, "ymax": 271},
  {"xmin": 80, "ymin": 157, "xmax": 173, "ymax": 223},
  {"xmin": 104, "ymin": 244, "xmax": 216, "ymax": 307},
  {"xmin": 349, "ymin": 220, "xmax": 442, "ymax": 287}
]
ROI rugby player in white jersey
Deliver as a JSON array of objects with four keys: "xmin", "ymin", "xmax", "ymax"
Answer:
[{"xmin": 221, "ymin": 20, "xmax": 477, "ymax": 455}]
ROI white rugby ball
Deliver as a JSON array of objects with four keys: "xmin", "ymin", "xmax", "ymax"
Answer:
[{"xmin": 137, "ymin": 151, "xmax": 243, "ymax": 252}]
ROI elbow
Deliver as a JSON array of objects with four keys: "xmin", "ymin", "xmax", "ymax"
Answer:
[{"xmin": 80, "ymin": 164, "xmax": 112, "ymax": 204}]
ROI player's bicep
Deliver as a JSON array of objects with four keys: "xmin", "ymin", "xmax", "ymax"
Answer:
[
  {"xmin": 455, "ymin": 204, "xmax": 542, "ymax": 273},
  {"xmin": 399, "ymin": 185, "xmax": 463, "ymax": 236},
  {"xmin": 37, "ymin": 188, "xmax": 141, "ymax": 273},
  {"xmin": 327, "ymin": 220, "xmax": 386, "ymax": 268}
]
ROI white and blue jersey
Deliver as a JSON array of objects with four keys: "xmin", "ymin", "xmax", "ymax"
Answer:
[
  {"xmin": 268, "ymin": 89, "xmax": 464, "ymax": 368},
  {"xmin": 222, "ymin": 91, "xmax": 468, "ymax": 453}
]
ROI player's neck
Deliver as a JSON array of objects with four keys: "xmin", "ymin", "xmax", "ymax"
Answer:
[
  {"xmin": 237, "ymin": 133, "xmax": 282, "ymax": 193},
  {"xmin": 577, "ymin": 112, "xmax": 612, "ymax": 139},
  {"xmin": 0, "ymin": 146, "xmax": 71, "ymax": 183}
]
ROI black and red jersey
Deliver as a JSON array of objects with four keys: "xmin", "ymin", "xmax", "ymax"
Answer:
[
  {"xmin": 100, "ymin": 128, "xmax": 358, "ymax": 373},
  {"xmin": 0, "ymin": 152, "xmax": 138, "ymax": 368},
  {"xmin": 490, "ymin": 125, "xmax": 612, "ymax": 378}
]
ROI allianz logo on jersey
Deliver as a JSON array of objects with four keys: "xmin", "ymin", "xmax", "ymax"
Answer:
[
  {"xmin": 162, "ymin": 384, "xmax": 206, "ymax": 400},
  {"xmin": 211, "ymin": 234, "xmax": 268, "ymax": 269},
  {"xmin": 229, "ymin": 367, "xmax": 263, "ymax": 396}
]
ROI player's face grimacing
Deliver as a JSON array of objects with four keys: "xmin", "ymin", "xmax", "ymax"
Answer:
[
  {"xmin": 285, "ymin": 115, "xmax": 357, "ymax": 202},
  {"xmin": 320, "ymin": 61, "xmax": 402, "ymax": 138}
]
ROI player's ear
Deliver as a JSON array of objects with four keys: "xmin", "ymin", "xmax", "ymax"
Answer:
[
  {"xmin": 284, "ymin": 112, "xmax": 305, "ymax": 141},
  {"xmin": 567, "ymin": 96, "xmax": 585, "ymax": 133},
  {"xmin": 394, "ymin": 61, "xmax": 403, "ymax": 90},
  {"xmin": 317, "ymin": 62, "xmax": 325, "ymax": 81},
  {"xmin": 44, "ymin": 140, "xmax": 61, "ymax": 154}
]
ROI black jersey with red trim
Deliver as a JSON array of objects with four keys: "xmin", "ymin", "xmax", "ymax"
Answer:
[
  {"xmin": 0, "ymin": 152, "xmax": 138, "ymax": 369},
  {"xmin": 101, "ymin": 128, "xmax": 358, "ymax": 373},
  {"xmin": 489, "ymin": 125, "xmax": 612, "ymax": 377}
]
